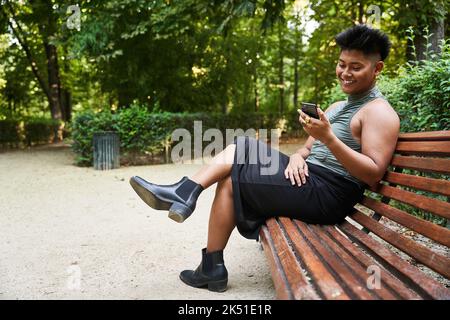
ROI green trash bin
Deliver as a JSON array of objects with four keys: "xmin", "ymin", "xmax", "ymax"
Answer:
[{"xmin": 93, "ymin": 131, "xmax": 120, "ymax": 170}]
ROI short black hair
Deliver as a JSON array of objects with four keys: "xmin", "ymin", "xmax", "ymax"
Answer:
[{"xmin": 335, "ymin": 24, "xmax": 391, "ymax": 61}]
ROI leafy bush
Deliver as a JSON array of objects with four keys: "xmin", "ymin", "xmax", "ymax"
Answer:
[
  {"xmin": 23, "ymin": 117, "xmax": 61, "ymax": 146},
  {"xmin": 0, "ymin": 119, "xmax": 21, "ymax": 147},
  {"xmin": 0, "ymin": 117, "xmax": 61, "ymax": 148},
  {"xmin": 69, "ymin": 111, "xmax": 116, "ymax": 166},
  {"xmin": 70, "ymin": 105, "xmax": 286, "ymax": 166},
  {"xmin": 378, "ymin": 41, "xmax": 450, "ymax": 131}
]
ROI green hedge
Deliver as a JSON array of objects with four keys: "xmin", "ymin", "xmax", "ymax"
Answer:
[
  {"xmin": 378, "ymin": 43, "xmax": 450, "ymax": 131},
  {"xmin": 0, "ymin": 117, "xmax": 61, "ymax": 148},
  {"xmin": 23, "ymin": 117, "xmax": 62, "ymax": 146},
  {"xmin": 70, "ymin": 105, "xmax": 287, "ymax": 166},
  {"xmin": 0, "ymin": 119, "xmax": 21, "ymax": 147}
]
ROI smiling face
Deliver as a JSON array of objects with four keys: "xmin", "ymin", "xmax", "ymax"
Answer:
[{"xmin": 336, "ymin": 49, "xmax": 384, "ymax": 95}]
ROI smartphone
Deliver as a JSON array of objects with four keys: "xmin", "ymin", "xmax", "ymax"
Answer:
[{"xmin": 300, "ymin": 102, "xmax": 320, "ymax": 119}]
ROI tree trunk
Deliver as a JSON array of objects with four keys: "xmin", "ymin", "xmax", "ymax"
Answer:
[
  {"xmin": 60, "ymin": 46, "xmax": 72, "ymax": 122},
  {"xmin": 61, "ymin": 88, "xmax": 72, "ymax": 122},
  {"xmin": 293, "ymin": 30, "xmax": 300, "ymax": 110},
  {"xmin": 0, "ymin": 2, "xmax": 50, "ymax": 102},
  {"xmin": 430, "ymin": 17, "xmax": 445, "ymax": 56},
  {"xmin": 44, "ymin": 43, "xmax": 62, "ymax": 121},
  {"xmin": 293, "ymin": 56, "xmax": 299, "ymax": 109},
  {"xmin": 253, "ymin": 72, "xmax": 259, "ymax": 112},
  {"xmin": 358, "ymin": 1, "xmax": 364, "ymax": 24},
  {"xmin": 278, "ymin": 24, "xmax": 284, "ymax": 114},
  {"xmin": 407, "ymin": 7, "xmax": 445, "ymax": 61}
]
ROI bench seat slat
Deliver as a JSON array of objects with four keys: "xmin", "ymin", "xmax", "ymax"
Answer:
[
  {"xmin": 398, "ymin": 131, "xmax": 450, "ymax": 141},
  {"xmin": 369, "ymin": 184, "xmax": 450, "ymax": 220},
  {"xmin": 391, "ymin": 155, "xmax": 450, "ymax": 174},
  {"xmin": 339, "ymin": 221, "xmax": 450, "ymax": 299},
  {"xmin": 278, "ymin": 218, "xmax": 349, "ymax": 300},
  {"xmin": 351, "ymin": 211, "xmax": 450, "ymax": 278},
  {"xmin": 263, "ymin": 219, "xmax": 320, "ymax": 299},
  {"xmin": 323, "ymin": 226, "xmax": 422, "ymax": 299},
  {"xmin": 293, "ymin": 220, "xmax": 377, "ymax": 299},
  {"xmin": 383, "ymin": 171, "xmax": 450, "ymax": 197},
  {"xmin": 307, "ymin": 224, "xmax": 398, "ymax": 300},
  {"xmin": 260, "ymin": 226, "xmax": 296, "ymax": 300},
  {"xmin": 395, "ymin": 141, "xmax": 450, "ymax": 156},
  {"xmin": 361, "ymin": 197, "xmax": 450, "ymax": 247}
]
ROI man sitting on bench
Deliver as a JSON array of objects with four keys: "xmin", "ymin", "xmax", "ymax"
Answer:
[{"xmin": 129, "ymin": 24, "xmax": 400, "ymax": 293}]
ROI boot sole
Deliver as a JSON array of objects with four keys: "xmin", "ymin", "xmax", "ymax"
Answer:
[
  {"xmin": 129, "ymin": 177, "xmax": 172, "ymax": 210},
  {"xmin": 130, "ymin": 177, "xmax": 190, "ymax": 223},
  {"xmin": 179, "ymin": 275, "xmax": 228, "ymax": 292}
]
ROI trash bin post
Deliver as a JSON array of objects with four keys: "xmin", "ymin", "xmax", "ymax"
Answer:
[{"xmin": 93, "ymin": 131, "xmax": 120, "ymax": 170}]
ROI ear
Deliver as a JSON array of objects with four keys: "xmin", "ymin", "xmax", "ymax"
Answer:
[{"xmin": 374, "ymin": 61, "xmax": 384, "ymax": 76}]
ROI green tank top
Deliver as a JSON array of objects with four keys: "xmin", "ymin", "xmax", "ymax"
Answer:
[{"xmin": 306, "ymin": 86, "xmax": 386, "ymax": 187}]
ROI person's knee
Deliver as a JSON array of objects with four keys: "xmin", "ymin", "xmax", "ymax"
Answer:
[{"xmin": 217, "ymin": 175, "xmax": 233, "ymax": 194}]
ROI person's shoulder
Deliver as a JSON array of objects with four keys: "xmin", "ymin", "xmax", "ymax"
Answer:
[{"xmin": 363, "ymin": 98, "xmax": 400, "ymax": 126}]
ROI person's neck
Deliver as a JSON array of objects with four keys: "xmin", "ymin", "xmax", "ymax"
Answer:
[{"xmin": 348, "ymin": 83, "xmax": 377, "ymax": 102}]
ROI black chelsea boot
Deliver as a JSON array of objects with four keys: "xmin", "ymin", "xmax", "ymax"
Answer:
[
  {"xmin": 179, "ymin": 248, "xmax": 228, "ymax": 292},
  {"xmin": 129, "ymin": 176, "xmax": 204, "ymax": 223}
]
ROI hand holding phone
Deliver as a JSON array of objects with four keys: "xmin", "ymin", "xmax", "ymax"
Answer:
[{"xmin": 300, "ymin": 102, "xmax": 320, "ymax": 120}]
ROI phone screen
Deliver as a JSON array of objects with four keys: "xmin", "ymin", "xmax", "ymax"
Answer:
[{"xmin": 301, "ymin": 102, "xmax": 320, "ymax": 119}]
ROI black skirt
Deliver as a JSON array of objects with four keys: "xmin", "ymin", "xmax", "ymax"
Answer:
[{"xmin": 230, "ymin": 136, "xmax": 365, "ymax": 240}]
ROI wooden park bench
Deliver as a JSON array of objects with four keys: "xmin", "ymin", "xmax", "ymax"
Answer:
[{"xmin": 260, "ymin": 130, "xmax": 450, "ymax": 300}]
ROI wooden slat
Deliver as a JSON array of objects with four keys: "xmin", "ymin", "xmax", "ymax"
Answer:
[
  {"xmin": 263, "ymin": 219, "xmax": 320, "ymax": 299},
  {"xmin": 391, "ymin": 155, "xmax": 450, "ymax": 174},
  {"xmin": 369, "ymin": 184, "xmax": 450, "ymax": 220},
  {"xmin": 395, "ymin": 141, "xmax": 450, "ymax": 156},
  {"xmin": 398, "ymin": 131, "xmax": 450, "ymax": 141},
  {"xmin": 351, "ymin": 211, "xmax": 450, "ymax": 278},
  {"xmin": 294, "ymin": 220, "xmax": 376, "ymax": 299},
  {"xmin": 278, "ymin": 218, "xmax": 349, "ymax": 300},
  {"xmin": 323, "ymin": 226, "xmax": 422, "ymax": 299},
  {"xmin": 339, "ymin": 221, "xmax": 450, "ymax": 299},
  {"xmin": 383, "ymin": 171, "xmax": 450, "ymax": 197},
  {"xmin": 362, "ymin": 197, "xmax": 450, "ymax": 247},
  {"xmin": 259, "ymin": 225, "xmax": 295, "ymax": 300},
  {"xmin": 308, "ymin": 224, "xmax": 397, "ymax": 299}
]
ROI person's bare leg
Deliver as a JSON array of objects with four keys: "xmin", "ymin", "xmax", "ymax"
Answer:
[
  {"xmin": 190, "ymin": 144, "xmax": 236, "ymax": 189},
  {"xmin": 206, "ymin": 175, "xmax": 236, "ymax": 252}
]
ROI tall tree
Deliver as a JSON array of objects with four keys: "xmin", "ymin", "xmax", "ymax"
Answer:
[{"xmin": 0, "ymin": 0, "xmax": 70, "ymax": 122}]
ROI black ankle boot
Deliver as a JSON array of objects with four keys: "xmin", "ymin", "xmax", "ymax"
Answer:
[
  {"xmin": 179, "ymin": 248, "xmax": 228, "ymax": 292},
  {"xmin": 129, "ymin": 176, "xmax": 204, "ymax": 223}
]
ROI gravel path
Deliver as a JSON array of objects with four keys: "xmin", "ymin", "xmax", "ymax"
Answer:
[{"xmin": 0, "ymin": 141, "xmax": 302, "ymax": 300}]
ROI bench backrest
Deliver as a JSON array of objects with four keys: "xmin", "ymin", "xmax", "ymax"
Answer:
[{"xmin": 346, "ymin": 130, "xmax": 450, "ymax": 299}]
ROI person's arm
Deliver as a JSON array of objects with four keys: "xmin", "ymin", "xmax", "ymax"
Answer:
[
  {"xmin": 301, "ymin": 99, "xmax": 400, "ymax": 186},
  {"xmin": 296, "ymin": 136, "xmax": 315, "ymax": 159},
  {"xmin": 295, "ymin": 101, "xmax": 343, "ymax": 159}
]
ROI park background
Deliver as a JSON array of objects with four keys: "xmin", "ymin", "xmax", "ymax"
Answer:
[{"xmin": 0, "ymin": 0, "xmax": 449, "ymax": 299}]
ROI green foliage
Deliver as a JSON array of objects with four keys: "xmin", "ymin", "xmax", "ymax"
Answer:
[
  {"xmin": 71, "ymin": 105, "xmax": 285, "ymax": 166},
  {"xmin": 0, "ymin": 118, "xmax": 21, "ymax": 147},
  {"xmin": 321, "ymin": 81, "xmax": 347, "ymax": 109},
  {"xmin": 23, "ymin": 117, "xmax": 62, "ymax": 146},
  {"xmin": 0, "ymin": 117, "xmax": 61, "ymax": 148},
  {"xmin": 378, "ymin": 41, "xmax": 450, "ymax": 131},
  {"xmin": 69, "ymin": 110, "xmax": 116, "ymax": 165}
]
